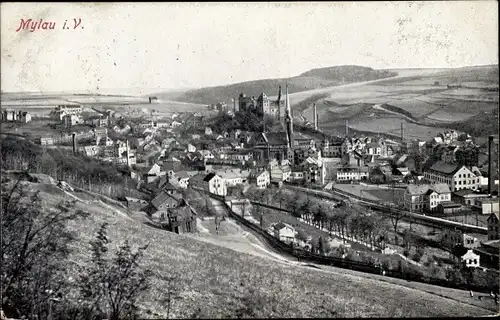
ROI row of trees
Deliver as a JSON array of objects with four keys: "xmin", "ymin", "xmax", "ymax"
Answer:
[
  {"xmin": 1, "ymin": 136, "xmax": 143, "ymax": 200},
  {"xmin": 245, "ymin": 186, "xmax": 389, "ymax": 251}
]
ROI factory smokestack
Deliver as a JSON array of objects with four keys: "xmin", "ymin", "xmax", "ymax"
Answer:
[
  {"xmin": 72, "ymin": 133, "xmax": 76, "ymax": 154},
  {"xmin": 313, "ymin": 103, "xmax": 318, "ymax": 130},
  {"xmin": 401, "ymin": 122, "xmax": 405, "ymax": 142},
  {"xmin": 345, "ymin": 120, "xmax": 349, "ymax": 136},
  {"xmin": 488, "ymin": 135, "xmax": 494, "ymax": 196},
  {"xmin": 126, "ymin": 139, "xmax": 131, "ymax": 168}
]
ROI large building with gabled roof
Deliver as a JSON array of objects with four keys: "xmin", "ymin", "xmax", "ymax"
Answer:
[{"xmin": 423, "ymin": 161, "xmax": 480, "ymax": 192}]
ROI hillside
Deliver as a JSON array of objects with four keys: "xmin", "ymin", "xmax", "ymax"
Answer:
[
  {"xmin": 3, "ymin": 172, "xmax": 497, "ymax": 318},
  {"xmin": 297, "ymin": 65, "xmax": 499, "ymax": 139},
  {"xmin": 165, "ymin": 66, "xmax": 397, "ymax": 104}
]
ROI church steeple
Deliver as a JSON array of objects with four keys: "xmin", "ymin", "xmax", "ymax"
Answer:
[{"xmin": 285, "ymin": 83, "xmax": 293, "ymax": 148}]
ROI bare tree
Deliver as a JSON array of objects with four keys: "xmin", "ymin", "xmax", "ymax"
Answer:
[
  {"xmin": 1, "ymin": 175, "xmax": 89, "ymax": 319},
  {"xmin": 78, "ymin": 223, "xmax": 152, "ymax": 320}
]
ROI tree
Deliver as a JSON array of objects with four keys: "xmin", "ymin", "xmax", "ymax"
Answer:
[
  {"xmin": 296, "ymin": 229, "xmax": 308, "ymax": 243},
  {"xmin": 389, "ymin": 207, "xmax": 404, "ymax": 245},
  {"xmin": 78, "ymin": 223, "xmax": 153, "ymax": 320},
  {"xmin": 318, "ymin": 237, "xmax": 326, "ymax": 255},
  {"xmin": 1, "ymin": 175, "xmax": 89, "ymax": 319}
]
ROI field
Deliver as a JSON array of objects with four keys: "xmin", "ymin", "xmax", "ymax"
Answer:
[
  {"xmin": 10, "ymin": 174, "xmax": 498, "ymax": 318},
  {"xmin": 294, "ymin": 66, "xmax": 499, "ymax": 139},
  {"xmin": 1, "ymin": 93, "xmax": 208, "ymax": 116}
]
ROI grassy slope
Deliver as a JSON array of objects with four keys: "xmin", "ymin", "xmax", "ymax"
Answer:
[
  {"xmin": 22, "ymin": 178, "xmax": 497, "ymax": 318},
  {"xmin": 171, "ymin": 66, "xmax": 397, "ymax": 105}
]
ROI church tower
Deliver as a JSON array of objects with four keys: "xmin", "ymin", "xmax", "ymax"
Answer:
[{"xmin": 285, "ymin": 83, "xmax": 294, "ymax": 147}]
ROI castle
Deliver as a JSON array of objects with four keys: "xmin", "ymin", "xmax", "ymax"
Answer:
[{"xmin": 233, "ymin": 86, "xmax": 285, "ymax": 121}]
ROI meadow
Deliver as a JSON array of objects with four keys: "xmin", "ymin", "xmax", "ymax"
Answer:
[{"xmin": 15, "ymin": 176, "xmax": 497, "ymax": 318}]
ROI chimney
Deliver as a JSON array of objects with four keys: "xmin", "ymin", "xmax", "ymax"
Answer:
[
  {"xmin": 401, "ymin": 122, "xmax": 405, "ymax": 142},
  {"xmin": 126, "ymin": 139, "xmax": 131, "ymax": 167},
  {"xmin": 345, "ymin": 120, "xmax": 349, "ymax": 136},
  {"xmin": 488, "ymin": 135, "xmax": 494, "ymax": 196},
  {"xmin": 149, "ymin": 97, "xmax": 152, "ymax": 103},
  {"xmin": 313, "ymin": 103, "xmax": 318, "ymax": 130},
  {"xmin": 72, "ymin": 133, "xmax": 76, "ymax": 154}
]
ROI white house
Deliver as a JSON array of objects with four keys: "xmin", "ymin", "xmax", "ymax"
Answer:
[
  {"xmin": 335, "ymin": 166, "xmax": 369, "ymax": 182},
  {"xmin": 272, "ymin": 222, "xmax": 297, "ymax": 244},
  {"xmin": 186, "ymin": 144, "xmax": 197, "ymax": 153},
  {"xmin": 404, "ymin": 183, "xmax": 451, "ymax": 212},
  {"xmin": 461, "ymin": 250, "xmax": 480, "ymax": 268},
  {"xmin": 424, "ymin": 161, "xmax": 479, "ymax": 192},
  {"xmin": 190, "ymin": 172, "xmax": 226, "ymax": 196},
  {"xmin": 218, "ymin": 169, "xmax": 250, "ymax": 187},
  {"xmin": 199, "ymin": 149, "xmax": 215, "ymax": 159},
  {"xmin": 249, "ymin": 169, "xmax": 270, "ymax": 189},
  {"xmin": 205, "ymin": 127, "xmax": 213, "ymax": 136}
]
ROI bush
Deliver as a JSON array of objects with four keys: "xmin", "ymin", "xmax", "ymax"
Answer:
[
  {"xmin": 416, "ymin": 246, "xmax": 425, "ymax": 257},
  {"xmin": 412, "ymin": 252, "xmax": 422, "ymax": 263}
]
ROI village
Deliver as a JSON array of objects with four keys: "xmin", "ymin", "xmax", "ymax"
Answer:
[{"xmin": 2, "ymin": 83, "xmax": 499, "ymax": 287}]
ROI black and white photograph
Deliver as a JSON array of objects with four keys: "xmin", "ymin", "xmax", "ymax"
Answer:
[{"xmin": 1, "ymin": 2, "xmax": 499, "ymax": 319}]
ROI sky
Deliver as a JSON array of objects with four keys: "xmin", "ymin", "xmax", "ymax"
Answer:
[{"xmin": 1, "ymin": 2, "xmax": 498, "ymax": 94}]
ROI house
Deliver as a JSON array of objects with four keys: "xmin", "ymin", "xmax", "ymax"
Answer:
[
  {"xmin": 270, "ymin": 163, "xmax": 291, "ymax": 183},
  {"xmin": 40, "ymin": 137, "xmax": 54, "ymax": 145},
  {"xmin": 424, "ymin": 161, "xmax": 479, "ymax": 192},
  {"xmin": 147, "ymin": 191, "xmax": 185, "ymax": 218},
  {"xmin": 452, "ymin": 189, "xmax": 489, "ymax": 206},
  {"xmin": 19, "ymin": 111, "xmax": 32, "ymax": 123},
  {"xmin": 162, "ymin": 157, "xmax": 182, "ymax": 171},
  {"xmin": 442, "ymin": 230, "xmax": 481, "ymax": 250},
  {"xmin": 80, "ymin": 145, "xmax": 100, "ymax": 157},
  {"xmin": 461, "ymin": 250, "xmax": 480, "ymax": 268},
  {"xmin": 403, "ymin": 183, "xmax": 451, "ymax": 212},
  {"xmin": 164, "ymin": 205, "xmax": 197, "ymax": 234},
  {"xmin": 171, "ymin": 120, "xmax": 182, "ymax": 128},
  {"xmin": 472, "ymin": 198, "xmax": 499, "ymax": 215},
  {"xmin": 487, "ymin": 212, "xmax": 500, "ymax": 241},
  {"xmin": 189, "ymin": 172, "xmax": 226, "ymax": 196},
  {"xmin": 248, "ymin": 169, "xmax": 270, "ymax": 189},
  {"xmin": 191, "ymin": 134, "xmax": 201, "ymax": 140},
  {"xmin": 156, "ymin": 175, "xmax": 181, "ymax": 194},
  {"xmin": 199, "ymin": 149, "xmax": 215, "ymax": 159},
  {"xmin": 62, "ymin": 114, "xmax": 83, "ymax": 128},
  {"xmin": 272, "ymin": 222, "xmax": 297, "ymax": 244},
  {"xmin": 227, "ymin": 150, "xmax": 253, "ymax": 162},
  {"xmin": 145, "ymin": 163, "xmax": 165, "ymax": 183},
  {"xmin": 186, "ymin": 144, "xmax": 197, "ymax": 153},
  {"xmin": 205, "ymin": 127, "xmax": 213, "ymax": 136},
  {"xmin": 218, "ymin": 169, "xmax": 250, "ymax": 187},
  {"xmin": 335, "ymin": 166, "xmax": 369, "ymax": 182},
  {"xmin": 321, "ymin": 138, "xmax": 343, "ymax": 158},
  {"xmin": 437, "ymin": 202, "xmax": 462, "ymax": 214},
  {"xmin": 168, "ymin": 171, "xmax": 192, "ymax": 189}
]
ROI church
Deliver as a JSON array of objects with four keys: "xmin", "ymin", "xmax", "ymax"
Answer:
[{"xmin": 252, "ymin": 84, "xmax": 297, "ymax": 164}]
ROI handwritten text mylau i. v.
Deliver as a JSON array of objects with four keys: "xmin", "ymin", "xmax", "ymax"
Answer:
[{"xmin": 16, "ymin": 18, "xmax": 83, "ymax": 32}]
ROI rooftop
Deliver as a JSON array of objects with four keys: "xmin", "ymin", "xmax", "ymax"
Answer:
[
  {"xmin": 151, "ymin": 191, "xmax": 182, "ymax": 210},
  {"xmin": 428, "ymin": 161, "xmax": 461, "ymax": 175}
]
